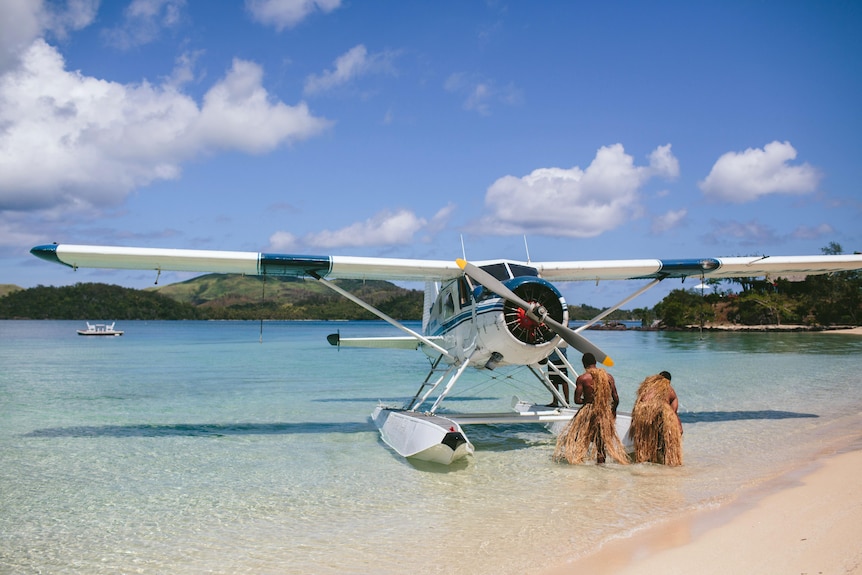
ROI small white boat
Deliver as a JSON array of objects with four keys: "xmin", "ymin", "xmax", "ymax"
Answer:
[{"xmin": 77, "ymin": 322, "xmax": 124, "ymax": 336}]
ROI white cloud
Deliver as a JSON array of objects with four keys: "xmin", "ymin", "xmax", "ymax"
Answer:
[
  {"xmin": 195, "ymin": 58, "xmax": 331, "ymax": 153},
  {"xmin": 269, "ymin": 230, "xmax": 299, "ymax": 251},
  {"xmin": 246, "ymin": 0, "xmax": 341, "ymax": 31},
  {"xmin": 40, "ymin": 0, "xmax": 100, "ymax": 40},
  {"xmin": 651, "ymin": 209, "xmax": 687, "ymax": 234},
  {"xmin": 0, "ymin": 0, "xmax": 42, "ymax": 73},
  {"xmin": 103, "ymin": 0, "xmax": 187, "ymax": 49},
  {"xmin": 699, "ymin": 141, "xmax": 821, "ymax": 203},
  {"xmin": 426, "ymin": 203, "xmax": 455, "ymax": 234},
  {"xmin": 0, "ymin": 40, "xmax": 331, "ymax": 212},
  {"xmin": 268, "ymin": 207, "xmax": 452, "ymax": 252},
  {"xmin": 303, "ymin": 44, "xmax": 398, "ymax": 96},
  {"xmin": 303, "ymin": 209, "xmax": 428, "ymax": 248},
  {"xmin": 0, "ymin": 0, "xmax": 98, "ymax": 73},
  {"xmin": 477, "ymin": 144, "xmax": 679, "ymax": 238},
  {"xmin": 648, "ymin": 144, "xmax": 680, "ymax": 179}
]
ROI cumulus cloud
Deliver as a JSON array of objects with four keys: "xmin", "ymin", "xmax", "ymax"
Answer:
[
  {"xmin": 699, "ymin": 141, "xmax": 821, "ymax": 203},
  {"xmin": 0, "ymin": 0, "xmax": 98, "ymax": 73},
  {"xmin": 0, "ymin": 40, "xmax": 331, "ymax": 213},
  {"xmin": 476, "ymin": 144, "xmax": 679, "ymax": 238},
  {"xmin": 246, "ymin": 0, "xmax": 341, "ymax": 31},
  {"xmin": 303, "ymin": 44, "xmax": 398, "ymax": 95},
  {"xmin": 304, "ymin": 209, "xmax": 428, "ymax": 248},
  {"xmin": 268, "ymin": 206, "xmax": 453, "ymax": 251}
]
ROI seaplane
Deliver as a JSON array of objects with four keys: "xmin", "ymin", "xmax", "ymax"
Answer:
[{"xmin": 30, "ymin": 243, "xmax": 862, "ymax": 465}]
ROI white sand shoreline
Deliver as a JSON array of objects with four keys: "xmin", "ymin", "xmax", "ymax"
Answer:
[
  {"xmin": 545, "ymin": 441, "xmax": 862, "ymax": 574},
  {"xmin": 695, "ymin": 325, "xmax": 862, "ymax": 334}
]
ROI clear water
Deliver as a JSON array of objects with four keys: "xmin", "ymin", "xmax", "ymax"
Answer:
[{"xmin": 2, "ymin": 320, "xmax": 861, "ymax": 574}]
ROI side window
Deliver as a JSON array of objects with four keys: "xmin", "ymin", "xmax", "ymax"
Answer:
[{"xmin": 443, "ymin": 292, "xmax": 455, "ymax": 317}]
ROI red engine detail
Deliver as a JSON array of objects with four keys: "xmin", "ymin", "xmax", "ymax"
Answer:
[{"xmin": 503, "ymin": 281, "xmax": 564, "ymax": 345}]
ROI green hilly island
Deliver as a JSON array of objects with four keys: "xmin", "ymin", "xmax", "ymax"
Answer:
[{"xmin": 0, "ymin": 275, "xmax": 424, "ymax": 320}]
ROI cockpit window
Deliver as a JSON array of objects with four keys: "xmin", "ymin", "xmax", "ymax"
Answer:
[
  {"xmin": 508, "ymin": 264, "xmax": 539, "ymax": 278},
  {"xmin": 480, "ymin": 263, "xmax": 510, "ymax": 281},
  {"xmin": 458, "ymin": 277, "xmax": 471, "ymax": 307}
]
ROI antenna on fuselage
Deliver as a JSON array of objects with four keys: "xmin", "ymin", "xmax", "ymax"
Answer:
[
  {"xmin": 460, "ymin": 234, "xmax": 467, "ymax": 260},
  {"xmin": 523, "ymin": 235, "xmax": 531, "ymax": 263}
]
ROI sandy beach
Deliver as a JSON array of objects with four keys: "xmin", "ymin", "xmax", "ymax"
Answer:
[
  {"xmin": 547, "ymin": 427, "xmax": 862, "ymax": 574},
  {"xmin": 823, "ymin": 326, "xmax": 862, "ymax": 335},
  {"xmin": 544, "ymin": 326, "xmax": 862, "ymax": 575}
]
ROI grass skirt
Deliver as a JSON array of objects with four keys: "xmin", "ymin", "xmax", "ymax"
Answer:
[
  {"xmin": 553, "ymin": 369, "xmax": 628, "ymax": 465},
  {"xmin": 629, "ymin": 376, "xmax": 683, "ymax": 466}
]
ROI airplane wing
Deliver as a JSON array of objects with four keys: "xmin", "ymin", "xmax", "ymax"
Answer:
[
  {"xmin": 31, "ymin": 244, "xmax": 862, "ymax": 282},
  {"xmin": 534, "ymin": 255, "xmax": 862, "ymax": 281},
  {"xmin": 30, "ymin": 244, "xmax": 461, "ymax": 281}
]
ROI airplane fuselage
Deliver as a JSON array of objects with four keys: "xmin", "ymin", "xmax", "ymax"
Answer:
[{"xmin": 421, "ymin": 263, "xmax": 567, "ymax": 368}]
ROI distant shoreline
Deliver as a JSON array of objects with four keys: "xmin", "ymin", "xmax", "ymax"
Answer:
[
  {"xmin": 586, "ymin": 322, "xmax": 862, "ymax": 334},
  {"xmin": 691, "ymin": 324, "xmax": 862, "ymax": 334}
]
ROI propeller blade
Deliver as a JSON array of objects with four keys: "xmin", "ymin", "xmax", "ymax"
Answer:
[{"xmin": 456, "ymin": 258, "xmax": 614, "ymax": 366}]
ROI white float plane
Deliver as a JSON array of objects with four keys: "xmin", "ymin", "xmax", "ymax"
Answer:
[{"xmin": 30, "ymin": 243, "xmax": 862, "ymax": 464}]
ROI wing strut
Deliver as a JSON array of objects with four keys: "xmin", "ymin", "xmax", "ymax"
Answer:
[
  {"xmin": 309, "ymin": 272, "xmax": 454, "ymax": 360},
  {"xmin": 574, "ymin": 278, "xmax": 664, "ymax": 332},
  {"xmin": 429, "ymin": 350, "xmax": 476, "ymax": 414}
]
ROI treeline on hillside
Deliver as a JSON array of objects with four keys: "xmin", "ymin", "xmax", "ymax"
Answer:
[
  {"xmin": 655, "ymin": 264, "xmax": 861, "ymax": 328},
  {"xmin": 0, "ymin": 279, "xmax": 424, "ymax": 321},
  {"xmin": 568, "ymin": 304, "xmax": 636, "ymax": 322},
  {"xmin": 0, "ymin": 283, "xmax": 201, "ymax": 320}
]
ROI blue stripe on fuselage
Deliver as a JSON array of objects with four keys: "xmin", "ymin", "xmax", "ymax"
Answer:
[{"xmin": 427, "ymin": 299, "xmax": 504, "ymax": 337}]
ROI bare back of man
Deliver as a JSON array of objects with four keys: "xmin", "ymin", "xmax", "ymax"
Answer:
[{"xmin": 574, "ymin": 366, "xmax": 620, "ymax": 416}]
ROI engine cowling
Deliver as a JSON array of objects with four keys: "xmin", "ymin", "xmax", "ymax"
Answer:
[{"xmin": 501, "ymin": 277, "xmax": 566, "ymax": 345}]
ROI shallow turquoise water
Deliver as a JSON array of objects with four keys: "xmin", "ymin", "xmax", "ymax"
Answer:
[{"xmin": 2, "ymin": 320, "xmax": 861, "ymax": 574}]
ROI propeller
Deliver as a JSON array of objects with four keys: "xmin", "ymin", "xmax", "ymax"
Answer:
[{"xmin": 456, "ymin": 258, "xmax": 614, "ymax": 366}]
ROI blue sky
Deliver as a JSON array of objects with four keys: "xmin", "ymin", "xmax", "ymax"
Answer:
[{"xmin": 1, "ymin": 0, "xmax": 860, "ymax": 308}]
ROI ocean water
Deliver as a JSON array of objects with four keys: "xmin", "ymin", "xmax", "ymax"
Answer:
[{"xmin": 2, "ymin": 320, "xmax": 861, "ymax": 575}]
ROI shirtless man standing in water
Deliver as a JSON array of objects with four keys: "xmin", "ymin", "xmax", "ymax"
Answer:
[{"xmin": 568, "ymin": 352, "xmax": 622, "ymax": 464}]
